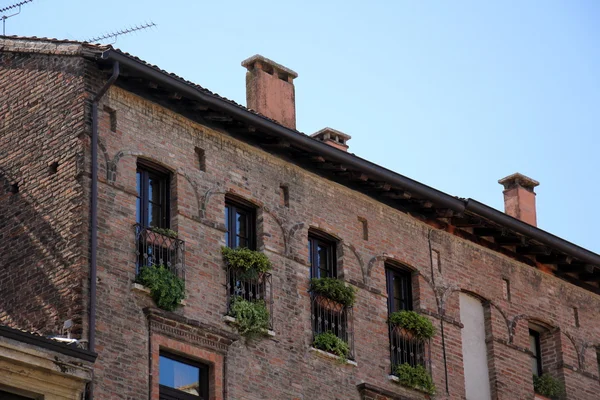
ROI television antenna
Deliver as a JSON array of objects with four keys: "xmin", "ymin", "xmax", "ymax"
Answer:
[
  {"xmin": 1, "ymin": 0, "xmax": 33, "ymax": 35},
  {"xmin": 86, "ymin": 21, "xmax": 156, "ymax": 44}
]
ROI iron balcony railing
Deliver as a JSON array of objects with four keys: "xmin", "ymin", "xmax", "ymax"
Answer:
[
  {"xmin": 135, "ymin": 224, "xmax": 186, "ymax": 282},
  {"xmin": 225, "ymin": 265, "xmax": 273, "ymax": 330},
  {"xmin": 310, "ymin": 293, "xmax": 355, "ymax": 360},
  {"xmin": 389, "ymin": 324, "xmax": 431, "ymax": 373}
]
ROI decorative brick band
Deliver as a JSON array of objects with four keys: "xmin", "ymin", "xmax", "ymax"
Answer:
[
  {"xmin": 356, "ymin": 382, "xmax": 416, "ymax": 400},
  {"xmin": 145, "ymin": 307, "xmax": 238, "ymax": 354},
  {"xmin": 418, "ymin": 308, "xmax": 464, "ymax": 329},
  {"xmin": 492, "ymin": 337, "xmax": 530, "ymax": 354},
  {"xmin": 559, "ymin": 362, "xmax": 600, "ymax": 381}
]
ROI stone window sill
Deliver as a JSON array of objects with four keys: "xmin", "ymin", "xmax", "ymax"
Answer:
[
  {"xmin": 222, "ymin": 315, "xmax": 276, "ymax": 337},
  {"xmin": 132, "ymin": 283, "xmax": 187, "ymax": 306},
  {"xmin": 309, "ymin": 347, "xmax": 357, "ymax": 366}
]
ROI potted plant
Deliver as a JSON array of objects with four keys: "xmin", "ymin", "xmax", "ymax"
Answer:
[
  {"xmin": 221, "ymin": 246, "xmax": 272, "ymax": 280},
  {"xmin": 388, "ymin": 310, "xmax": 435, "ymax": 341},
  {"xmin": 533, "ymin": 373, "xmax": 564, "ymax": 400},
  {"xmin": 310, "ymin": 277, "xmax": 356, "ymax": 312},
  {"xmin": 228, "ymin": 296, "xmax": 270, "ymax": 339},
  {"xmin": 150, "ymin": 226, "xmax": 178, "ymax": 239},
  {"xmin": 393, "ymin": 363, "xmax": 436, "ymax": 395},
  {"xmin": 136, "ymin": 264, "xmax": 185, "ymax": 311},
  {"xmin": 313, "ymin": 331, "xmax": 350, "ymax": 363}
]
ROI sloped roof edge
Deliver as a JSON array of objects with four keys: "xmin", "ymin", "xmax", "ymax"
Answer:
[{"xmin": 95, "ymin": 48, "xmax": 600, "ymax": 273}]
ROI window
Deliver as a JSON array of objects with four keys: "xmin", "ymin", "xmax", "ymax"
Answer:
[
  {"xmin": 386, "ymin": 266, "xmax": 413, "ymax": 312},
  {"xmin": 224, "ymin": 198, "xmax": 255, "ymax": 249},
  {"xmin": 308, "ymin": 232, "xmax": 336, "ymax": 278},
  {"xmin": 529, "ymin": 329, "xmax": 542, "ymax": 376},
  {"xmin": 308, "ymin": 231, "xmax": 353, "ymax": 359},
  {"xmin": 137, "ymin": 163, "xmax": 170, "ymax": 228},
  {"xmin": 159, "ymin": 353, "xmax": 209, "ymax": 400},
  {"xmin": 386, "ymin": 264, "xmax": 428, "ymax": 371}
]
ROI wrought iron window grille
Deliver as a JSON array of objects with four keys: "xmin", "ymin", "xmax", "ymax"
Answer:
[
  {"xmin": 135, "ymin": 224, "xmax": 186, "ymax": 282},
  {"xmin": 310, "ymin": 292, "xmax": 355, "ymax": 360},
  {"xmin": 225, "ymin": 264, "xmax": 273, "ymax": 330},
  {"xmin": 389, "ymin": 324, "xmax": 431, "ymax": 374}
]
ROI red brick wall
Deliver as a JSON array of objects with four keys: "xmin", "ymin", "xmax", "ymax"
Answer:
[
  {"xmin": 0, "ymin": 40, "xmax": 89, "ymax": 337},
  {"xmin": 2, "ymin": 40, "xmax": 600, "ymax": 400},
  {"xmin": 87, "ymin": 81, "xmax": 600, "ymax": 399}
]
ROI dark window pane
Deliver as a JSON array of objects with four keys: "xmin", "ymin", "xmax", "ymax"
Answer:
[
  {"xmin": 224, "ymin": 205, "xmax": 230, "ymax": 245},
  {"xmin": 224, "ymin": 200, "xmax": 255, "ymax": 250},
  {"xmin": 529, "ymin": 330, "xmax": 542, "ymax": 376},
  {"xmin": 236, "ymin": 210, "xmax": 247, "ymax": 247},
  {"xmin": 159, "ymin": 355, "xmax": 200, "ymax": 395},
  {"xmin": 137, "ymin": 165, "xmax": 169, "ymax": 229},
  {"xmin": 308, "ymin": 234, "xmax": 336, "ymax": 278},
  {"xmin": 386, "ymin": 267, "xmax": 412, "ymax": 312},
  {"xmin": 136, "ymin": 197, "xmax": 141, "ymax": 225},
  {"xmin": 596, "ymin": 348, "xmax": 600, "ymax": 377}
]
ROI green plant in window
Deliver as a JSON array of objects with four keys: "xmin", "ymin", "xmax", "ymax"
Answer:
[
  {"xmin": 533, "ymin": 373, "xmax": 564, "ymax": 398},
  {"xmin": 309, "ymin": 277, "xmax": 356, "ymax": 307},
  {"xmin": 388, "ymin": 310, "xmax": 435, "ymax": 339},
  {"xmin": 313, "ymin": 331, "xmax": 350, "ymax": 363},
  {"xmin": 394, "ymin": 363, "xmax": 436, "ymax": 395},
  {"xmin": 221, "ymin": 247, "xmax": 272, "ymax": 279},
  {"xmin": 150, "ymin": 226, "xmax": 178, "ymax": 238},
  {"xmin": 228, "ymin": 296, "xmax": 270, "ymax": 339},
  {"xmin": 137, "ymin": 264, "xmax": 185, "ymax": 311}
]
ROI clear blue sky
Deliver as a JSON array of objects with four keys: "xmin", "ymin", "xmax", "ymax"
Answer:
[{"xmin": 9, "ymin": 0, "xmax": 600, "ymax": 252}]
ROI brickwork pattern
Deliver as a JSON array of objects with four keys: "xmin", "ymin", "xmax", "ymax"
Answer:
[
  {"xmin": 2, "ymin": 41, "xmax": 600, "ymax": 400},
  {"xmin": 0, "ymin": 47, "xmax": 88, "ymax": 336}
]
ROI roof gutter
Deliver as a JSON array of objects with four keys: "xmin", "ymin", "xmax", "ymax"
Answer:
[{"xmin": 99, "ymin": 50, "xmax": 465, "ymax": 212}]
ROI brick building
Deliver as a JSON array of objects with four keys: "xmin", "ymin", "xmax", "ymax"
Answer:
[{"xmin": 1, "ymin": 36, "xmax": 600, "ymax": 399}]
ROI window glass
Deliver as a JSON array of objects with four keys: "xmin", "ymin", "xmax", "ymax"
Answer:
[
  {"xmin": 236, "ymin": 210, "xmax": 248, "ymax": 248},
  {"xmin": 224, "ymin": 199, "xmax": 255, "ymax": 249},
  {"xmin": 529, "ymin": 330, "xmax": 542, "ymax": 376},
  {"xmin": 308, "ymin": 233, "xmax": 336, "ymax": 278},
  {"xmin": 159, "ymin": 354, "xmax": 208, "ymax": 399},
  {"xmin": 386, "ymin": 266, "xmax": 412, "ymax": 312},
  {"xmin": 136, "ymin": 164, "xmax": 169, "ymax": 228},
  {"xmin": 160, "ymin": 356, "xmax": 200, "ymax": 394}
]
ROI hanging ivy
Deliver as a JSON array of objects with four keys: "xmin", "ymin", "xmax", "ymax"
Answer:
[
  {"xmin": 533, "ymin": 374, "xmax": 564, "ymax": 398},
  {"xmin": 313, "ymin": 331, "xmax": 350, "ymax": 363},
  {"xmin": 394, "ymin": 363, "xmax": 436, "ymax": 395},
  {"xmin": 137, "ymin": 264, "xmax": 185, "ymax": 311},
  {"xmin": 228, "ymin": 296, "xmax": 270, "ymax": 339}
]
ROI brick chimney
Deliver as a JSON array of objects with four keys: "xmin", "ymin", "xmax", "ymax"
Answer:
[
  {"xmin": 242, "ymin": 55, "xmax": 298, "ymax": 130},
  {"xmin": 310, "ymin": 128, "xmax": 351, "ymax": 152},
  {"xmin": 498, "ymin": 173, "xmax": 539, "ymax": 226}
]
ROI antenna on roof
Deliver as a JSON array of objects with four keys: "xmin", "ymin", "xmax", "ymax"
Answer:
[
  {"xmin": 86, "ymin": 21, "xmax": 157, "ymax": 44},
  {"xmin": 1, "ymin": 0, "xmax": 33, "ymax": 36}
]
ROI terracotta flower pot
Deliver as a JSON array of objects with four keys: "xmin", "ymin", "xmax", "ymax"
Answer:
[{"xmin": 314, "ymin": 294, "xmax": 345, "ymax": 313}]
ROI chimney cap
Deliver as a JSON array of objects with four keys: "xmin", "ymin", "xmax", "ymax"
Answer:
[
  {"xmin": 311, "ymin": 127, "xmax": 352, "ymax": 151},
  {"xmin": 241, "ymin": 54, "xmax": 298, "ymax": 79},
  {"xmin": 498, "ymin": 172, "xmax": 539, "ymax": 191},
  {"xmin": 311, "ymin": 127, "xmax": 352, "ymax": 141}
]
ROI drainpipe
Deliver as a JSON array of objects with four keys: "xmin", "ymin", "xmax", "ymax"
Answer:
[{"xmin": 88, "ymin": 61, "xmax": 119, "ymax": 399}]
